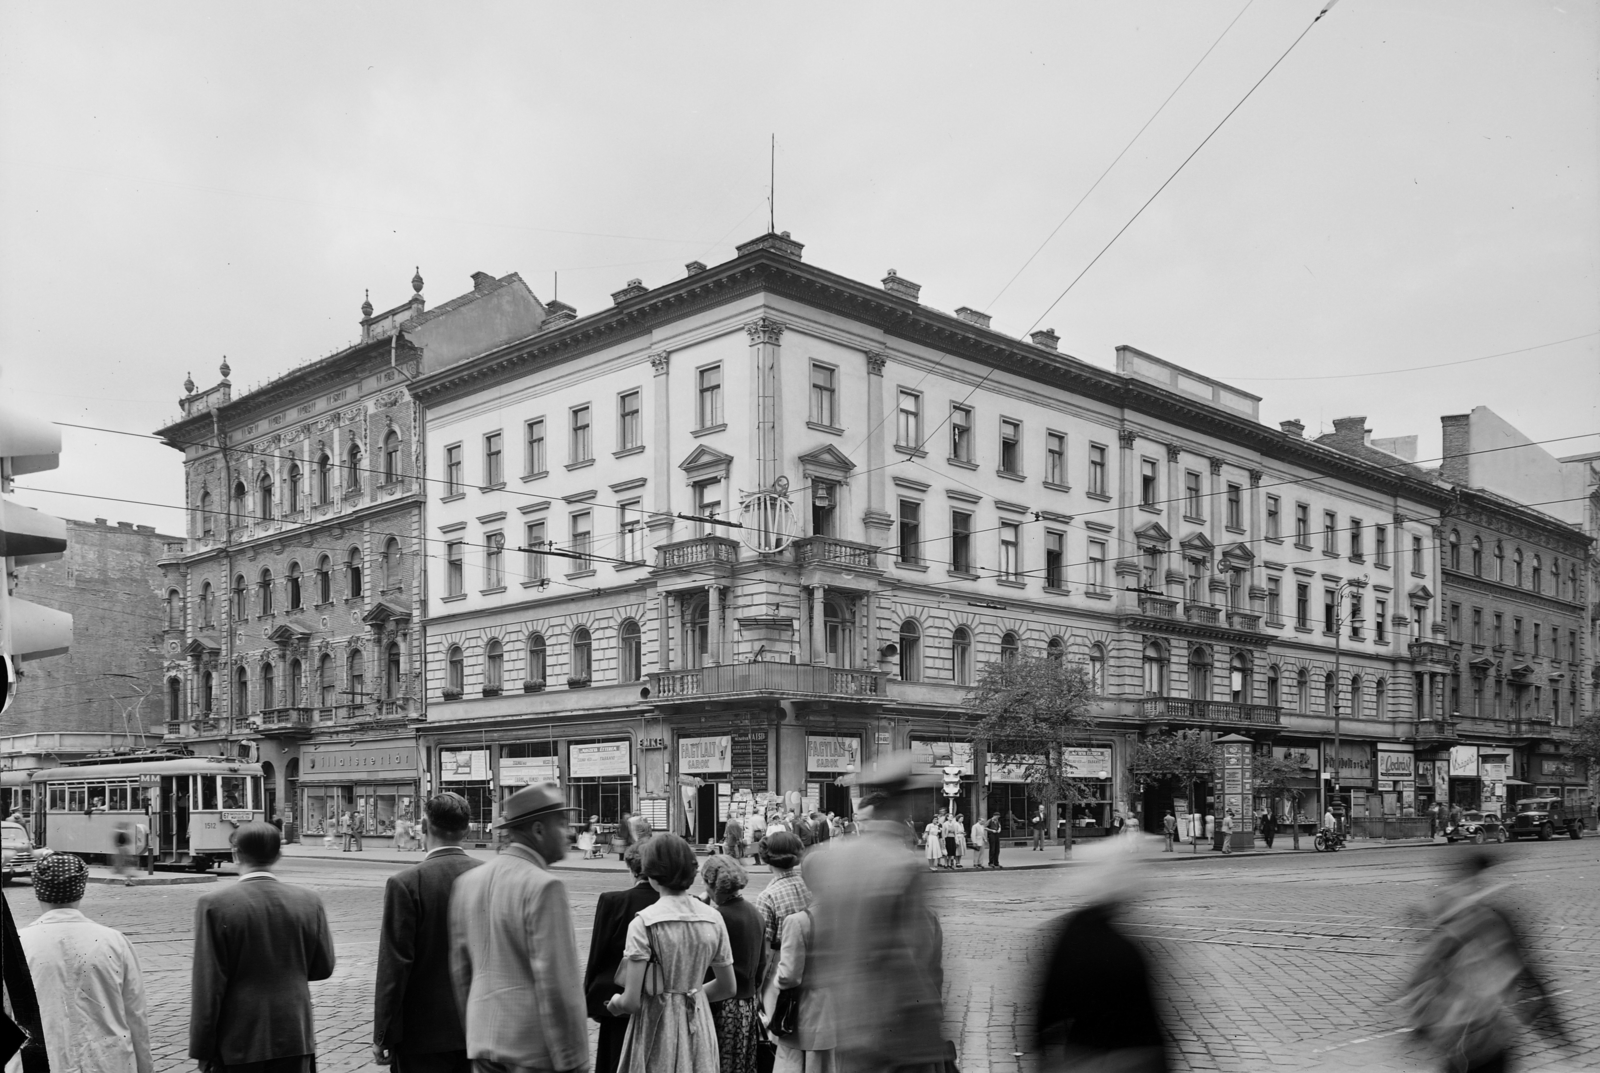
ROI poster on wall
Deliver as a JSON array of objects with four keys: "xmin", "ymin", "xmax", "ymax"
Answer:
[
  {"xmin": 569, "ymin": 741, "xmax": 631, "ymax": 779},
  {"xmin": 1415, "ymin": 763, "xmax": 1434, "ymax": 789},
  {"xmin": 679, "ymin": 736, "xmax": 732, "ymax": 775},
  {"xmin": 805, "ymin": 736, "xmax": 860, "ymax": 774},
  {"xmin": 501, "ymin": 756, "xmax": 560, "ymax": 787},
  {"xmin": 1269, "ymin": 744, "xmax": 1319, "ymax": 773},
  {"xmin": 911, "ymin": 740, "xmax": 973, "ymax": 774},
  {"xmin": 1063, "ymin": 747, "xmax": 1114, "ymax": 780},
  {"xmin": 989, "ymin": 755, "xmax": 1047, "ymax": 783},
  {"xmin": 440, "ymin": 748, "xmax": 489, "ymax": 782},
  {"xmin": 1449, "ymin": 745, "xmax": 1479, "ymax": 778},
  {"xmin": 1377, "ymin": 747, "xmax": 1416, "ymax": 781}
]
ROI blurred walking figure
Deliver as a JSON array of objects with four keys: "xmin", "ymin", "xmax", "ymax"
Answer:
[
  {"xmin": 373, "ymin": 792, "xmax": 483, "ymax": 1073},
  {"xmin": 20, "ymin": 853, "xmax": 154, "ymax": 1073},
  {"xmin": 772, "ymin": 852, "xmax": 837, "ymax": 1073},
  {"xmin": 606, "ymin": 835, "xmax": 737, "ymax": 1073},
  {"xmin": 191, "ymin": 822, "xmax": 336, "ymax": 1073},
  {"xmin": 811, "ymin": 754, "xmax": 949, "ymax": 1073},
  {"xmin": 701, "ymin": 855, "xmax": 766, "ymax": 1073},
  {"xmin": 585, "ymin": 840, "xmax": 660, "ymax": 1073},
  {"xmin": 1035, "ymin": 839, "xmax": 1169, "ymax": 1073},
  {"xmin": 1403, "ymin": 852, "xmax": 1573, "ymax": 1073}
]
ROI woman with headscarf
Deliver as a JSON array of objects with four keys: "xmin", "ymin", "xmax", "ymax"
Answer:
[{"xmin": 701, "ymin": 854, "xmax": 766, "ymax": 1073}]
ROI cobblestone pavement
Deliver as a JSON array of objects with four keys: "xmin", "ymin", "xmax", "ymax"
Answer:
[{"xmin": 5, "ymin": 839, "xmax": 1596, "ymax": 1072}]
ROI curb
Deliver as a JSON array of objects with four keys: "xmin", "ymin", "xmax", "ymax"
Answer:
[
  {"xmin": 1151, "ymin": 838, "xmax": 1444, "ymax": 862},
  {"xmin": 87, "ymin": 872, "xmax": 220, "ymax": 886}
]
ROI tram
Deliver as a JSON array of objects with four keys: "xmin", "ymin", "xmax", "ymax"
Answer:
[
  {"xmin": 1, "ymin": 768, "xmax": 34, "ymax": 821},
  {"xmin": 29, "ymin": 754, "xmax": 265, "ymax": 871}
]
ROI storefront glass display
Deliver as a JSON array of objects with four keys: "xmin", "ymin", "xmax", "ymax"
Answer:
[{"xmin": 568, "ymin": 739, "xmax": 633, "ymax": 828}]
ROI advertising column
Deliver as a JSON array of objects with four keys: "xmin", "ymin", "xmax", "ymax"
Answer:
[{"xmin": 1213, "ymin": 735, "xmax": 1254, "ymax": 849}]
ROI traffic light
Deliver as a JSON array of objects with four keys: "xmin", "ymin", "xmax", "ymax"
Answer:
[
  {"xmin": 1, "ymin": 405, "xmax": 72, "ymax": 714},
  {"xmin": 942, "ymin": 765, "xmax": 963, "ymax": 798}
]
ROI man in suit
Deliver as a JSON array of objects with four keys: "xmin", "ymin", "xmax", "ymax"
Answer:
[
  {"xmin": 374, "ymin": 792, "xmax": 484, "ymax": 1073},
  {"xmin": 190, "ymin": 821, "xmax": 336, "ymax": 1073},
  {"xmin": 582, "ymin": 838, "xmax": 659, "ymax": 1073},
  {"xmin": 449, "ymin": 784, "xmax": 588, "ymax": 1073}
]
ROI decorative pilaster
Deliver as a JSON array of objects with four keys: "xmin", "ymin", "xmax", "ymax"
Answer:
[
  {"xmin": 658, "ymin": 590, "xmax": 673, "ymax": 672},
  {"xmin": 709, "ymin": 584, "xmax": 724, "ymax": 665},
  {"xmin": 745, "ymin": 318, "xmax": 786, "ymax": 491},
  {"xmin": 810, "ymin": 585, "xmax": 826, "ymax": 664},
  {"xmin": 648, "ymin": 351, "xmax": 674, "ymax": 534},
  {"xmin": 864, "ymin": 351, "xmax": 892, "ymax": 536}
]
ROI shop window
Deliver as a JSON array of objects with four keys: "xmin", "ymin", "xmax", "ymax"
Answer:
[
  {"xmin": 619, "ymin": 620, "xmax": 642, "ymax": 683},
  {"xmin": 952, "ymin": 627, "xmax": 972, "ymax": 685},
  {"xmin": 571, "ymin": 627, "xmax": 592, "ymax": 683},
  {"xmin": 898, "ymin": 620, "xmax": 922, "ymax": 682},
  {"xmin": 527, "ymin": 633, "xmax": 547, "ymax": 685}
]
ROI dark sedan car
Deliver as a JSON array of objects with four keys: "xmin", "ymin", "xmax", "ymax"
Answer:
[{"xmin": 1445, "ymin": 810, "xmax": 1506, "ymax": 844}]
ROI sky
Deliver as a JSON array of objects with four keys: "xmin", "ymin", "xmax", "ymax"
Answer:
[{"xmin": 1, "ymin": 0, "xmax": 1595, "ymax": 534}]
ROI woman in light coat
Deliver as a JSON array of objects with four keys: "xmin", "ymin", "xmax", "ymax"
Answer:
[{"xmin": 772, "ymin": 854, "xmax": 836, "ymax": 1073}]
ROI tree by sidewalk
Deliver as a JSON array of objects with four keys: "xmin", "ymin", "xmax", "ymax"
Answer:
[
  {"xmin": 1251, "ymin": 752, "xmax": 1309, "ymax": 850},
  {"xmin": 1127, "ymin": 730, "xmax": 1215, "ymax": 851},
  {"xmin": 966, "ymin": 652, "xmax": 1097, "ymax": 855}
]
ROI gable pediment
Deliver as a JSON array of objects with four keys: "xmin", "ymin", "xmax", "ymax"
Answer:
[
  {"xmin": 184, "ymin": 634, "xmax": 222, "ymax": 656},
  {"xmin": 266, "ymin": 622, "xmax": 313, "ymax": 645},
  {"xmin": 1134, "ymin": 521, "xmax": 1171, "ymax": 545},
  {"xmin": 679, "ymin": 445, "xmax": 734, "ymax": 477},
  {"xmin": 1220, "ymin": 542, "xmax": 1254, "ymax": 562},
  {"xmin": 797, "ymin": 444, "xmax": 856, "ymax": 474},
  {"xmin": 1179, "ymin": 531, "xmax": 1214, "ymax": 553},
  {"xmin": 362, "ymin": 600, "xmax": 412, "ymax": 626},
  {"xmin": 1408, "ymin": 583, "xmax": 1434, "ymax": 601}
]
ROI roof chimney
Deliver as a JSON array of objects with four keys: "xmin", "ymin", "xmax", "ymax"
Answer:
[
  {"xmin": 1324, "ymin": 416, "xmax": 1370, "ymax": 451},
  {"xmin": 1029, "ymin": 329, "xmax": 1059, "ymax": 351},
  {"xmin": 685, "ymin": 261, "xmax": 707, "ymax": 276},
  {"xmin": 1439, "ymin": 413, "xmax": 1471, "ymax": 486},
  {"xmin": 734, "ymin": 232, "xmax": 804, "ymax": 260},
  {"xmin": 611, "ymin": 279, "xmax": 648, "ymax": 305},
  {"xmin": 541, "ymin": 299, "xmax": 577, "ymax": 328},
  {"xmin": 471, "ymin": 271, "xmax": 496, "ymax": 291},
  {"xmin": 1280, "ymin": 419, "xmax": 1305, "ymax": 438},
  {"xmin": 954, "ymin": 307, "xmax": 991, "ymax": 329},
  {"xmin": 881, "ymin": 269, "xmax": 921, "ymax": 302}
]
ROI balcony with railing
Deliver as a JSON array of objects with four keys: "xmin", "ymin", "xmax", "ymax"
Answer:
[
  {"xmin": 258, "ymin": 707, "xmax": 314, "ymax": 736},
  {"xmin": 1226, "ymin": 610, "xmax": 1262, "ymax": 632},
  {"xmin": 655, "ymin": 536, "xmax": 741, "ymax": 572},
  {"xmin": 1412, "ymin": 718, "xmax": 1459, "ymax": 745},
  {"xmin": 649, "ymin": 663, "xmax": 888, "ymax": 704},
  {"xmin": 1136, "ymin": 595, "xmax": 1178, "ymax": 619},
  {"xmin": 1184, "ymin": 604, "xmax": 1221, "ymax": 626},
  {"xmin": 1409, "ymin": 640, "xmax": 1456, "ymax": 667},
  {"xmin": 793, "ymin": 536, "xmax": 881, "ymax": 572},
  {"xmin": 1140, "ymin": 697, "xmax": 1282, "ymax": 728}
]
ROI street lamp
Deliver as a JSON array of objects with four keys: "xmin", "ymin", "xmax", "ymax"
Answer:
[{"xmin": 1329, "ymin": 575, "xmax": 1369, "ymax": 832}]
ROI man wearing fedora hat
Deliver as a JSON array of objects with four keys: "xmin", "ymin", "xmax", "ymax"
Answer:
[{"xmin": 448, "ymin": 784, "xmax": 588, "ymax": 1073}]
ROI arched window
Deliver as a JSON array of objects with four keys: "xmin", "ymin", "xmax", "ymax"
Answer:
[
  {"xmin": 484, "ymin": 638, "xmax": 504, "ymax": 692},
  {"xmin": 1297, "ymin": 667, "xmax": 1310, "ymax": 713},
  {"xmin": 571, "ymin": 627, "xmax": 593, "ymax": 682},
  {"xmin": 287, "ymin": 562, "xmax": 302, "ymax": 610},
  {"xmin": 231, "ymin": 481, "xmax": 247, "ymax": 526},
  {"xmin": 685, "ymin": 599, "xmax": 710, "ymax": 668},
  {"xmin": 1000, "ymin": 631, "xmax": 1020, "ymax": 664},
  {"xmin": 315, "ymin": 452, "xmax": 332, "ymax": 504},
  {"xmin": 199, "ymin": 581, "xmax": 213, "ymax": 627},
  {"xmin": 289, "ymin": 658, "xmax": 302, "ymax": 707},
  {"xmin": 1266, "ymin": 664, "xmax": 1281, "ymax": 707},
  {"xmin": 898, "ymin": 620, "xmax": 922, "ymax": 682},
  {"xmin": 1189, "ymin": 646, "xmax": 1212, "ymax": 700},
  {"xmin": 383, "ymin": 430, "xmax": 401, "ymax": 483},
  {"xmin": 1046, "ymin": 636, "xmax": 1065, "ymax": 661},
  {"xmin": 1448, "ymin": 530, "xmax": 1460, "ymax": 571},
  {"xmin": 201, "ymin": 669, "xmax": 214, "ymax": 714},
  {"xmin": 232, "ymin": 574, "xmax": 246, "ymax": 620},
  {"xmin": 1570, "ymin": 564, "xmax": 1578, "ymax": 602},
  {"xmin": 445, "ymin": 646, "xmax": 464, "ymax": 694},
  {"xmin": 386, "ymin": 642, "xmax": 402, "ymax": 700},
  {"xmin": 287, "ymin": 463, "xmax": 301, "ymax": 513},
  {"xmin": 1324, "ymin": 673, "xmax": 1336, "ymax": 716},
  {"xmin": 318, "ymin": 654, "xmax": 333, "ymax": 708},
  {"xmin": 1089, "ymin": 643, "xmax": 1106, "ymax": 695},
  {"xmin": 951, "ymin": 626, "xmax": 972, "ymax": 686},
  {"xmin": 347, "ymin": 547, "xmax": 363, "ymax": 598},
  {"xmin": 1471, "ymin": 536, "xmax": 1483, "ymax": 576},
  {"xmin": 262, "ymin": 660, "xmax": 276, "ymax": 710},
  {"xmin": 1512, "ymin": 547, "xmax": 1524, "ymax": 587},
  {"xmin": 1230, "ymin": 652, "xmax": 1251, "ymax": 703},
  {"xmin": 526, "ymin": 633, "xmax": 547, "ymax": 685},
  {"xmin": 823, "ymin": 602, "xmax": 853, "ymax": 668},
  {"xmin": 348, "ymin": 648, "xmax": 365, "ymax": 707},
  {"xmin": 257, "ymin": 473, "xmax": 273, "ymax": 520},
  {"xmin": 347, "ymin": 442, "xmax": 363, "ymax": 494},
  {"xmin": 235, "ymin": 665, "xmax": 249, "ymax": 718},
  {"xmin": 1374, "ymin": 676, "xmax": 1387, "ymax": 718},
  {"xmin": 382, "ymin": 538, "xmax": 401, "ymax": 590},
  {"xmin": 166, "ymin": 589, "xmax": 181, "ymax": 629},
  {"xmin": 258, "ymin": 568, "xmax": 274, "ymax": 615},
  {"xmin": 1532, "ymin": 555, "xmax": 1542, "ymax": 593},
  {"xmin": 619, "ymin": 620, "xmax": 642, "ymax": 683},
  {"xmin": 317, "ymin": 555, "xmax": 332, "ymax": 604},
  {"xmin": 1142, "ymin": 641, "xmax": 1167, "ymax": 695},
  {"xmin": 1350, "ymin": 674, "xmax": 1364, "ymax": 719},
  {"xmin": 1493, "ymin": 542, "xmax": 1505, "ymax": 581},
  {"xmin": 200, "ymin": 490, "xmax": 214, "ymax": 536},
  {"xmin": 167, "ymin": 676, "xmax": 181, "ymax": 722},
  {"xmin": 1551, "ymin": 558, "xmax": 1560, "ymax": 597}
]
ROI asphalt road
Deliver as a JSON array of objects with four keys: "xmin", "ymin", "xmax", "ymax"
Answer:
[{"xmin": 5, "ymin": 838, "xmax": 1597, "ymax": 1072}]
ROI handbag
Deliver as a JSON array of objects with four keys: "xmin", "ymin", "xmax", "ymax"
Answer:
[{"xmin": 768, "ymin": 986, "xmax": 801, "ymax": 1038}]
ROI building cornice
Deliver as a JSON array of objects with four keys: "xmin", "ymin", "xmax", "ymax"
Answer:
[{"xmin": 1446, "ymin": 487, "xmax": 1592, "ymax": 551}]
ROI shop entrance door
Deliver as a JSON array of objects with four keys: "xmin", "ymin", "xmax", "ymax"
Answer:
[
  {"xmin": 692, "ymin": 783, "xmax": 720, "ymax": 844},
  {"xmin": 815, "ymin": 782, "xmax": 852, "ymax": 819},
  {"xmin": 160, "ymin": 776, "xmax": 191, "ymax": 858}
]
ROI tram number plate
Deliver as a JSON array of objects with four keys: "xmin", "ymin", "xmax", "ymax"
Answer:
[
  {"xmin": 221, "ymin": 811, "xmax": 253, "ymax": 824},
  {"xmin": 139, "ymin": 774, "xmax": 159, "ymax": 784}
]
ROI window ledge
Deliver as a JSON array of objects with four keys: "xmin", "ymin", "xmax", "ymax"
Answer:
[
  {"xmin": 1044, "ymin": 584, "xmax": 1070, "ymax": 595},
  {"xmin": 807, "ymin": 421, "xmax": 844, "ymax": 436},
  {"xmin": 947, "ymin": 569, "xmax": 979, "ymax": 580},
  {"xmin": 996, "ymin": 470, "xmax": 1026, "ymax": 482},
  {"xmin": 693, "ymin": 423, "xmax": 728, "ymax": 438},
  {"xmin": 1084, "ymin": 590, "xmax": 1112, "ymax": 601},
  {"xmin": 1294, "ymin": 542, "xmax": 1313, "ymax": 552},
  {"xmin": 612, "ymin": 562, "xmax": 646, "ymax": 573},
  {"xmin": 1086, "ymin": 491, "xmax": 1112, "ymax": 503},
  {"xmin": 521, "ymin": 579, "xmax": 550, "ymax": 589},
  {"xmin": 1043, "ymin": 481, "xmax": 1071, "ymax": 494},
  {"xmin": 1349, "ymin": 555, "xmax": 1366, "ymax": 564},
  {"xmin": 440, "ymin": 593, "xmax": 467, "ymax": 603},
  {"xmin": 893, "ymin": 444, "xmax": 929, "ymax": 459},
  {"xmin": 1374, "ymin": 561, "xmax": 1390, "ymax": 570},
  {"xmin": 566, "ymin": 569, "xmax": 596, "ymax": 579},
  {"xmin": 947, "ymin": 457, "xmax": 979, "ymax": 470},
  {"xmin": 895, "ymin": 561, "xmax": 930, "ymax": 572},
  {"xmin": 1183, "ymin": 515, "xmax": 1206, "ymax": 526},
  {"xmin": 1265, "ymin": 536, "xmax": 1284, "ymax": 544},
  {"xmin": 1264, "ymin": 618, "xmax": 1285, "ymax": 629},
  {"xmin": 614, "ymin": 445, "xmax": 645, "ymax": 458},
  {"xmin": 1295, "ymin": 625, "xmax": 1314, "ymax": 634},
  {"xmin": 479, "ymin": 483, "xmax": 507, "ymax": 493},
  {"xmin": 996, "ymin": 579, "xmax": 1027, "ymax": 589},
  {"xmin": 1411, "ymin": 571, "xmax": 1428, "ymax": 579},
  {"xmin": 480, "ymin": 587, "xmax": 507, "ymax": 596},
  {"xmin": 564, "ymin": 459, "xmax": 595, "ymax": 471},
  {"xmin": 1225, "ymin": 526, "xmax": 1246, "ymax": 536},
  {"xmin": 1139, "ymin": 504, "xmax": 1164, "ymax": 514},
  {"xmin": 440, "ymin": 492, "xmax": 466, "ymax": 503},
  {"xmin": 521, "ymin": 471, "xmax": 549, "ymax": 483}
]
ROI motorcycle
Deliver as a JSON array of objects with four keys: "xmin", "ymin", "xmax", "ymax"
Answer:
[{"xmin": 1313, "ymin": 826, "xmax": 1347, "ymax": 852}]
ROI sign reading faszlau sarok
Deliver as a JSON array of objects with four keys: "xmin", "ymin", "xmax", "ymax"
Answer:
[
  {"xmin": 679, "ymin": 735, "xmax": 732, "ymax": 775},
  {"xmin": 805, "ymin": 736, "xmax": 860, "ymax": 774}
]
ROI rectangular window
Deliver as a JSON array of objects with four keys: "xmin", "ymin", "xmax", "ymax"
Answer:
[
  {"xmin": 1375, "ymin": 525, "xmax": 1388, "ymax": 566},
  {"xmin": 1185, "ymin": 471, "xmax": 1202, "ymax": 516},
  {"xmin": 1267, "ymin": 576, "xmax": 1282, "ymax": 620},
  {"xmin": 694, "ymin": 479, "xmax": 723, "ymax": 537},
  {"xmin": 999, "ymin": 522, "xmax": 1020, "ymax": 581},
  {"xmin": 1088, "ymin": 540, "xmax": 1107, "ymax": 593},
  {"xmin": 810, "ymin": 364, "xmax": 837, "ymax": 427},
  {"xmin": 999, "ymin": 420, "xmax": 1021, "ymax": 475},
  {"xmin": 698, "ymin": 365, "xmax": 723, "ymax": 429},
  {"xmin": 1412, "ymin": 534, "xmax": 1424, "ymax": 574},
  {"xmin": 950, "ymin": 510, "xmax": 972, "ymax": 573},
  {"xmin": 1532, "ymin": 622, "xmax": 1541, "ymax": 657},
  {"xmin": 1141, "ymin": 459, "xmax": 1158, "ymax": 506},
  {"xmin": 1295, "ymin": 503, "xmax": 1310, "ymax": 545},
  {"xmin": 524, "ymin": 418, "xmax": 546, "ymax": 476},
  {"xmin": 1045, "ymin": 432, "xmax": 1066, "ymax": 485},
  {"xmin": 1045, "ymin": 530, "xmax": 1065, "ymax": 590},
  {"xmin": 1570, "ymin": 630, "xmax": 1578, "ymax": 663},
  {"xmin": 1323, "ymin": 512, "xmax": 1338, "ymax": 553},
  {"xmin": 618, "ymin": 390, "xmax": 641, "ymax": 450},
  {"xmin": 950, "ymin": 405, "xmax": 972, "ymax": 462},
  {"xmin": 619, "ymin": 500, "xmax": 643, "ymax": 563},
  {"xmin": 1088, "ymin": 444, "xmax": 1108, "ymax": 496},
  {"xmin": 570, "ymin": 406, "xmax": 592, "ymax": 464},
  {"xmin": 1449, "ymin": 603, "xmax": 1461, "ymax": 641},
  {"xmin": 1349, "ymin": 593, "xmax": 1364, "ymax": 639},
  {"xmin": 524, "ymin": 521, "xmax": 547, "ymax": 582},
  {"xmin": 1472, "ymin": 608, "xmax": 1483, "ymax": 644},
  {"xmin": 444, "ymin": 445, "xmax": 463, "ymax": 496},
  {"xmin": 483, "ymin": 431, "xmax": 503, "ymax": 487},
  {"xmin": 1324, "ymin": 590, "xmax": 1337, "ymax": 633},
  {"xmin": 1226, "ymin": 484, "xmax": 1242, "ymax": 529},
  {"xmin": 896, "ymin": 390, "xmax": 921, "ymax": 449},
  {"xmin": 1493, "ymin": 613, "xmax": 1503, "ymax": 647},
  {"xmin": 1350, "ymin": 519, "xmax": 1364, "ymax": 560},
  {"xmin": 1512, "ymin": 617, "xmax": 1523, "ymax": 652},
  {"xmin": 898, "ymin": 500, "xmax": 922, "ymax": 564},
  {"xmin": 445, "ymin": 541, "xmax": 464, "ymax": 597},
  {"xmin": 1373, "ymin": 599, "xmax": 1385, "ymax": 642},
  {"xmin": 484, "ymin": 532, "xmax": 504, "ymax": 589},
  {"xmin": 1266, "ymin": 495, "xmax": 1281, "ymax": 539},
  {"xmin": 571, "ymin": 511, "xmax": 593, "ymax": 563}
]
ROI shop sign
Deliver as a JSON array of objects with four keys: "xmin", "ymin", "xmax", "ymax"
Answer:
[
  {"xmin": 569, "ymin": 740, "xmax": 631, "ymax": 778},
  {"xmin": 1449, "ymin": 745, "xmax": 1479, "ymax": 778},
  {"xmin": 1063, "ymin": 747, "xmax": 1114, "ymax": 780},
  {"xmin": 911, "ymin": 740, "xmax": 973, "ymax": 774},
  {"xmin": 303, "ymin": 745, "xmax": 418, "ymax": 778},
  {"xmin": 440, "ymin": 748, "xmax": 489, "ymax": 782},
  {"xmin": 1377, "ymin": 747, "xmax": 1415, "ymax": 780},
  {"xmin": 501, "ymin": 756, "xmax": 559, "ymax": 787},
  {"xmin": 1539, "ymin": 758, "xmax": 1577, "ymax": 779},
  {"xmin": 805, "ymin": 736, "xmax": 860, "ymax": 774},
  {"xmin": 1269, "ymin": 744, "xmax": 1319, "ymax": 773},
  {"xmin": 1323, "ymin": 742, "xmax": 1374, "ymax": 783},
  {"xmin": 679, "ymin": 736, "xmax": 732, "ymax": 775},
  {"xmin": 1481, "ymin": 759, "xmax": 1507, "ymax": 784}
]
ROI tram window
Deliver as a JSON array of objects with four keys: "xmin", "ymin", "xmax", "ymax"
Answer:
[
  {"xmin": 68, "ymin": 786, "xmax": 87, "ymax": 812},
  {"xmin": 200, "ymin": 776, "xmax": 218, "ymax": 811},
  {"xmin": 109, "ymin": 785, "xmax": 129, "ymax": 810},
  {"xmin": 87, "ymin": 788, "xmax": 107, "ymax": 811},
  {"xmin": 49, "ymin": 785, "xmax": 65, "ymax": 811},
  {"xmin": 220, "ymin": 776, "xmax": 247, "ymax": 810},
  {"xmin": 250, "ymin": 777, "xmax": 263, "ymax": 811}
]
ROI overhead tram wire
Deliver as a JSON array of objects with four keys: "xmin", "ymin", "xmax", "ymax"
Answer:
[{"xmin": 1213, "ymin": 331, "xmax": 1600, "ymax": 382}]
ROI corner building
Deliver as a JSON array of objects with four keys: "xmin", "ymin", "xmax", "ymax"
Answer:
[{"xmin": 416, "ymin": 233, "xmax": 1447, "ymax": 844}]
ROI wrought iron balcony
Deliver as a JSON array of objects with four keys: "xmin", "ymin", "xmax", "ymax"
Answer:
[
  {"xmin": 793, "ymin": 536, "xmax": 881, "ymax": 571},
  {"xmin": 655, "ymin": 536, "xmax": 741, "ymax": 571},
  {"xmin": 649, "ymin": 663, "xmax": 888, "ymax": 703},
  {"xmin": 1139, "ymin": 697, "xmax": 1282, "ymax": 727}
]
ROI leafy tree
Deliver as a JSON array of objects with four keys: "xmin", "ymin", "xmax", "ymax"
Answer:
[
  {"xmin": 1127, "ymin": 730, "xmax": 1215, "ymax": 850},
  {"xmin": 1572, "ymin": 712, "xmax": 1600, "ymax": 769},
  {"xmin": 966, "ymin": 652, "xmax": 1098, "ymax": 855},
  {"xmin": 1251, "ymin": 752, "xmax": 1310, "ymax": 850}
]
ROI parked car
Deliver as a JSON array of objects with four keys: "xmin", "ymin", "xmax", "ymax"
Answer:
[
  {"xmin": 1, "ymin": 821, "xmax": 40, "ymax": 884},
  {"xmin": 1445, "ymin": 810, "xmax": 1506, "ymax": 844},
  {"xmin": 1508, "ymin": 797, "xmax": 1584, "ymax": 841}
]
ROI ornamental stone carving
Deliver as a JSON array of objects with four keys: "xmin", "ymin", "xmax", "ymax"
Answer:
[
  {"xmin": 649, "ymin": 351, "xmax": 671, "ymax": 374},
  {"xmin": 1118, "ymin": 430, "xmax": 1137, "ymax": 449},
  {"xmin": 1249, "ymin": 469, "xmax": 1263, "ymax": 487},
  {"xmin": 1166, "ymin": 445, "xmax": 1181, "ymax": 462},
  {"xmin": 743, "ymin": 317, "xmax": 786, "ymax": 346},
  {"xmin": 865, "ymin": 351, "xmax": 888, "ymax": 376},
  {"xmin": 1209, "ymin": 457, "xmax": 1224, "ymax": 476}
]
